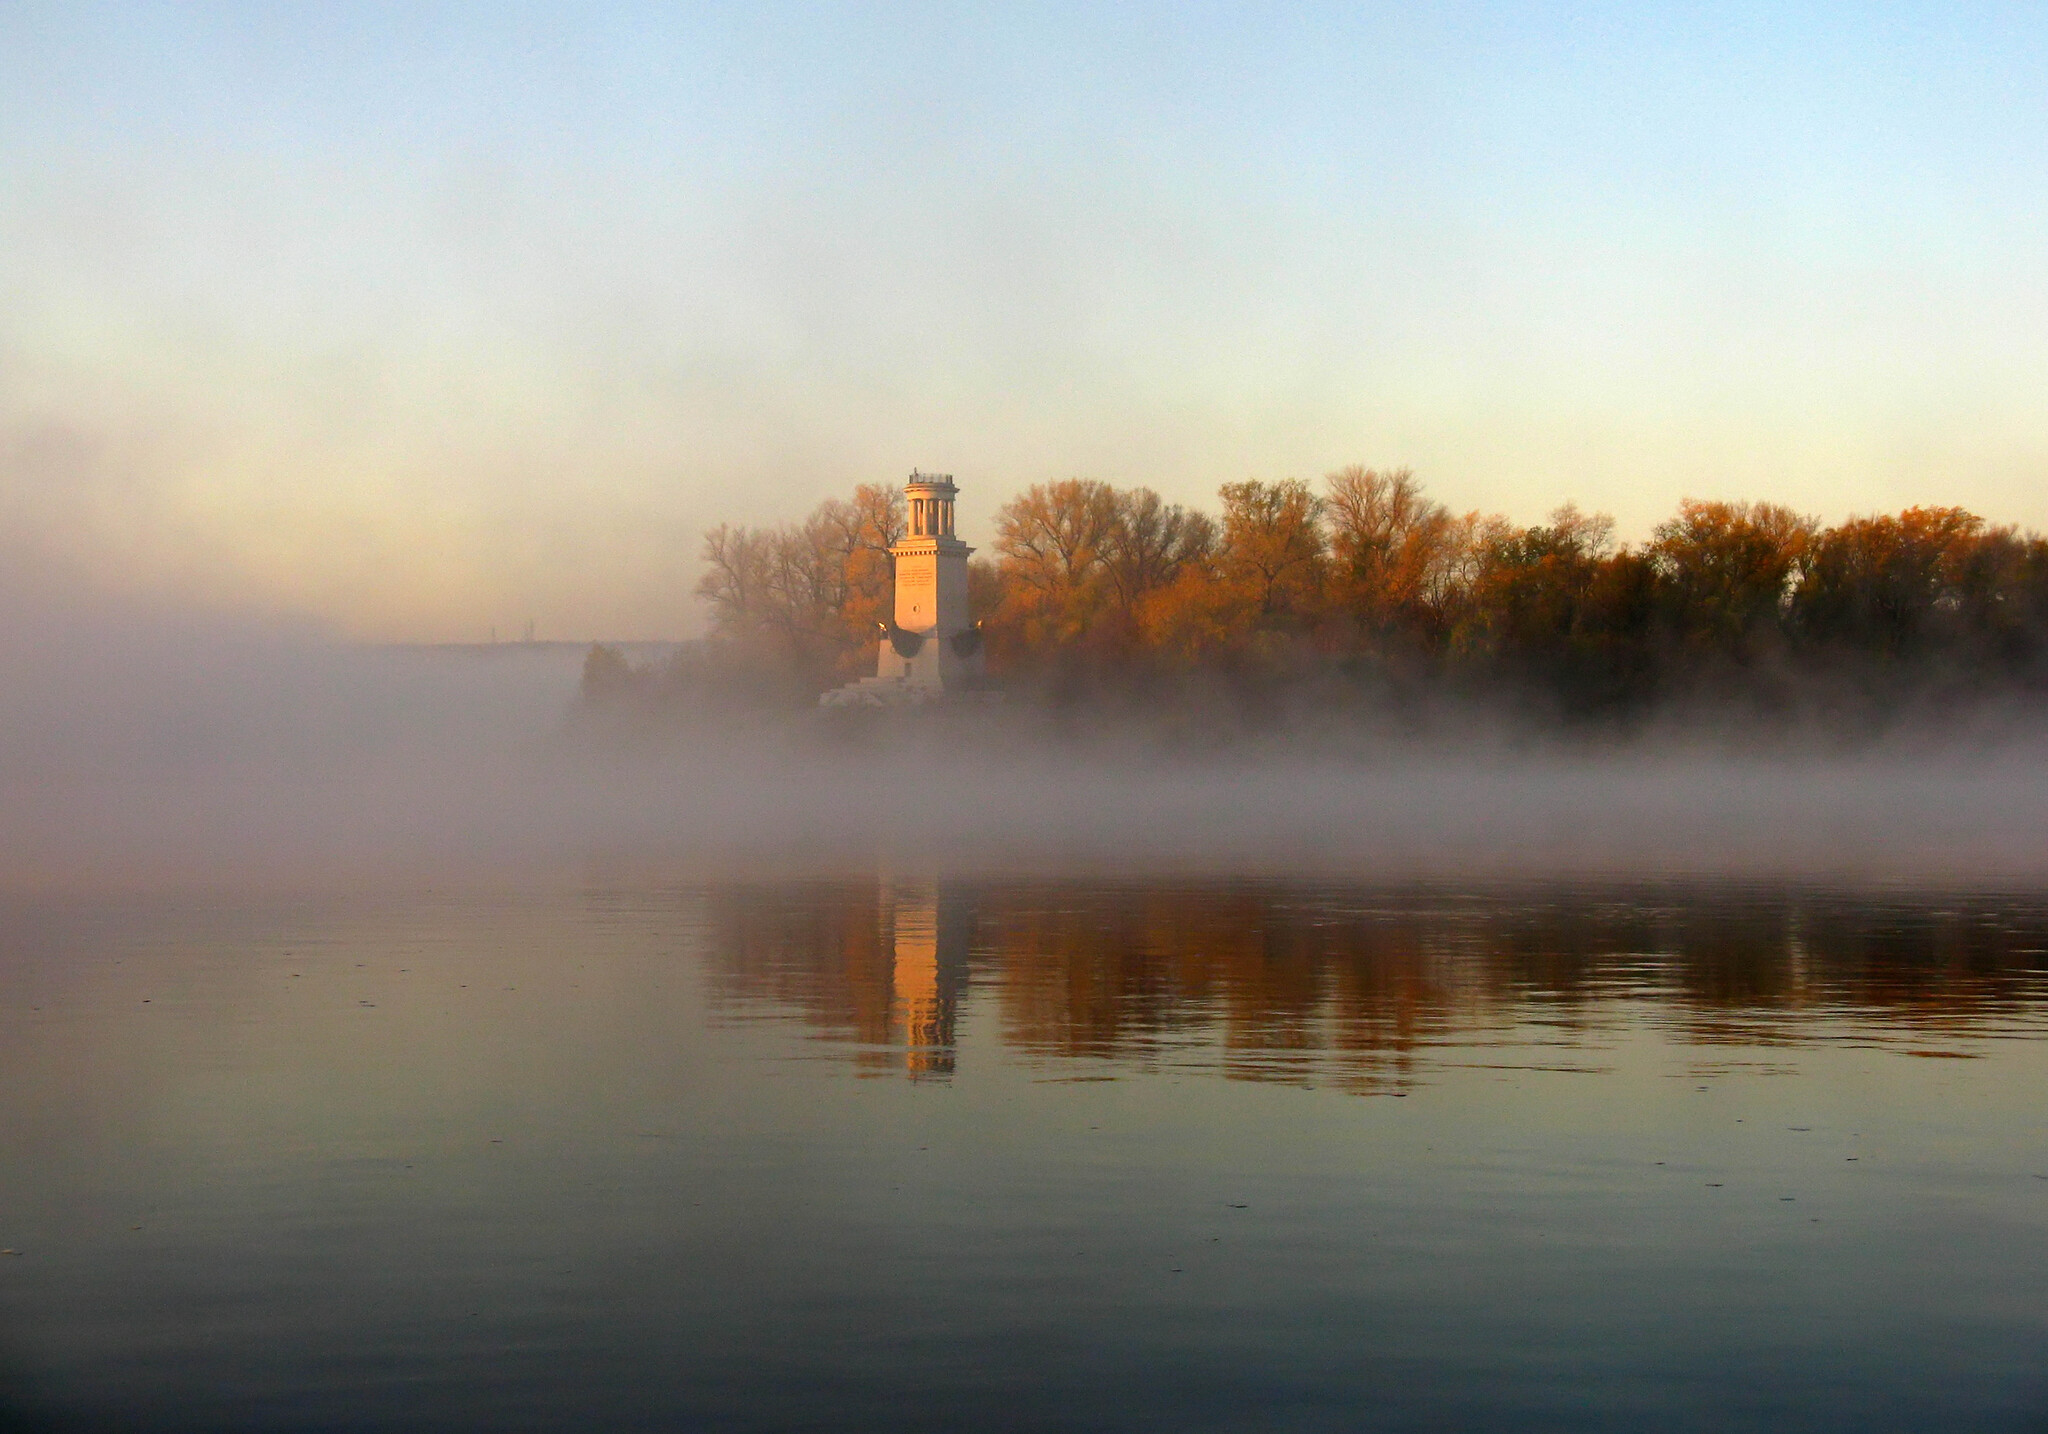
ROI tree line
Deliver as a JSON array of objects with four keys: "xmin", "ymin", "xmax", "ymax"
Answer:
[
  {"xmin": 704, "ymin": 881, "xmax": 2048, "ymax": 1085},
  {"xmin": 652, "ymin": 468, "xmax": 2048, "ymax": 719}
]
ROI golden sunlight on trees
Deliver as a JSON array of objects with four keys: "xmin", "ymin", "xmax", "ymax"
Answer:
[
  {"xmin": 694, "ymin": 483, "xmax": 904, "ymax": 686},
  {"xmin": 988, "ymin": 479, "xmax": 1119, "ymax": 655},
  {"xmin": 667, "ymin": 467, "xmax": 2048, "ymax": 719},
  {"xmin": 1101, "ymin": 488, "xmax": 1217, "ymax": 624},
  {"xmin": 1217, "ymin": 479, "xmax": 1326, "ymax": 630},
  {"xmin": 1454, "ymin": 504, "xmax": 1659, "ymax": 708},
  {"xmin": 1324, "ymin": 467, "xmax": 1482, "ymax": 657},
  {"xmin": 1649, "ymin": 500, "xmax": 1816, "ymax": 660},
  {"xmin": 1793, "ymin": 506, "xmax": 1987, "ymax": 658},
  {"xmin": 986, "ymin": 480, "xmax": 1218, "ymax": 668}
]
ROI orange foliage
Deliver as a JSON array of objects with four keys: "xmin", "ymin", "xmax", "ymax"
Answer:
[{"xmin": 694, "ymin": 471, "xmax": 2048, "ymax": 708}]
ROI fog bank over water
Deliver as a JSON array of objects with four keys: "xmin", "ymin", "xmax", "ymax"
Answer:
[{"xmin": 5, "ymin": 620, "xmax": 2048, "ymax": 891}]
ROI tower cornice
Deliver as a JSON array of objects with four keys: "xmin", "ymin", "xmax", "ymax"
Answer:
[{"xmin": 890, "ymin": 533, "xmax": 973, "ymax": 558}]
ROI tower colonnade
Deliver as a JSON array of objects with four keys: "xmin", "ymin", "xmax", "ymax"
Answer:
[
  {"xmin": 909, "ymin": 496, "xmax": 955, "ymax": 537},
  {"xmin": 907, "ymin": 475, "xmax": 957, "ymax": 538}
]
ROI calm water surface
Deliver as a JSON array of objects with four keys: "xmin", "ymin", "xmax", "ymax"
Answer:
[{"xmin": 2, "ymin": 878, "xmax": 2046, "ymax": 1431}]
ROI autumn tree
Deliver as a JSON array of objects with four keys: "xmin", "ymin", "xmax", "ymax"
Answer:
[
  {"xmin": 987, "ymin": 479, "xmax": 1119, "ymax": 655},
  {"xmin": 1456, "ymin": 504, "xmax": 1658, "ymax": 706},
  {"xmin": 694, "ymin": 483, "xmax": 906, "ymax": 686},
  {"xmin": 696, "ymin": 523, "xmax": 774, "ymax": 636},
  {"xmin": 1462, "ymin": 503, "xmax": 1614, "ymax": 655},
  {"xmin": 1791, "ymin": 506, "xmax": 1984, "ymax": 658},
  {"xmin": 1216, "ymin": 479, "xmax": 1325, "ymax": 631},
  {"xmin": 1100, "ymin": 487, "xmax": 1216, "ymax": 616},
  {"xmin": 1941, "ymin": 526, "xmax": 2048, "ymax": 667},
  {"xmin": 1131, "ymin": 555, "xmax": 1239, "ymax": 669},
  {"xmin": 1323, "ymin": 466, "xmax": 1480, "ymax": 655},
  {"xmin": 820, "ymin": 482, "xmax": 907, "ymax": 639},
  {"xmin": 1567, "ymin": 548, "xmax": 1661, "ymax": 708},
  {"xmin": 691, "ymin": 469, "xmax": 2048, "ymax": 717},
  {"xmin": 1649, "ymin": 500, "xmax": 1815, "ymax": 660}
]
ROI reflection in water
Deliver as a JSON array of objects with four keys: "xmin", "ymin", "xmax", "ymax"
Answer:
[
  {"xmin": 887, "ymin": 881, "xmax": 970, "ymax": 1077},
  {"xmin": 4, "ymin": 878, "xmax": 2048, "ymax": 1431},
  {"xmin": 706, "ymin": 880, "xmax": 2048, "ymax": 1086},
  {"xmin": 706, "ymin": 879, "xmax": 971, "ymax": 1077}
]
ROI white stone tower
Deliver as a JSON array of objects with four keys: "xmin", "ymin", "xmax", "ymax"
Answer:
[{"xmin": 821, "ymin": 471, "xmax": 984, "ymax": 705}]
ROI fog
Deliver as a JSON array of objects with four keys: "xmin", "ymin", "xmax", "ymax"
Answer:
[{"xmin": 7, "ymin": 580, "xmax": 2048, "ymax": 894}]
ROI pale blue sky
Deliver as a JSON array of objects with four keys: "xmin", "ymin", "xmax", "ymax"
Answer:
[{"xmin": 3, "ymin": 2, "xmax": 2044, "ymax": 637}]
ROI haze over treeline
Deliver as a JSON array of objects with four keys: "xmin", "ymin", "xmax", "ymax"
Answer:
[
  {"xmin": 588, "ymin": 468, "xmax": 2048, "ymax": 728},
  {"xmin": 11, "ymin": 512, "xmax": 2048, "ymax": 890}
]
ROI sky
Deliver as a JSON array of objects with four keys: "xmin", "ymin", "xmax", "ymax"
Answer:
[{"xmin": 3, "ymin": 2, "xmax": 2045, "ymax": 641}]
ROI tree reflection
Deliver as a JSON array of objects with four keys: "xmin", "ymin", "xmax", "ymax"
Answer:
[
  {"xmin": 705, "ymin": 879, "xmax": 969, "ymax": 1078},
  {"xmin": 701, "ymin": 881, "xmax": 2048, "ymax": 1083}
]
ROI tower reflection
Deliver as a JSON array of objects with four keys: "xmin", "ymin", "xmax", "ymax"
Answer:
[
  {"xmin": 703, "ymin": 878, "xmax": 972, "ymax": 1079},
  {"xmin": 886, "ymin": 879, "xmax": 970, "ymax": 1078},
  {"xmin": 701, "ymin": 879, "xmax": 2048, "ymax": 1084}
]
